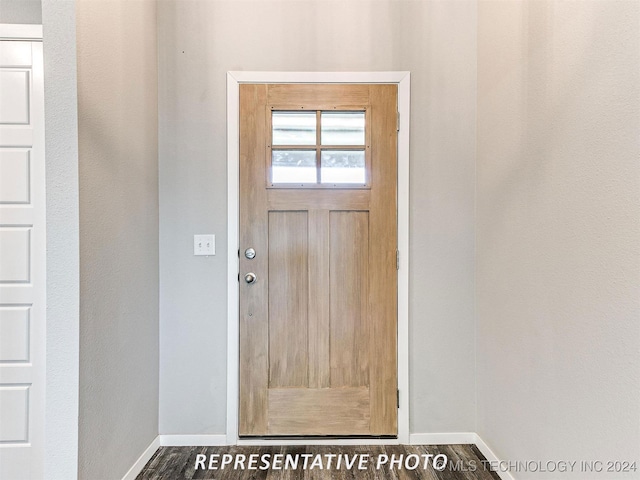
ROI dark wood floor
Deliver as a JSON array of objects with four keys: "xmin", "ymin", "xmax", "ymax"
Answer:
[{"xmin": 136, "ymin": 444, "xmax": 501, "ymax": 480}]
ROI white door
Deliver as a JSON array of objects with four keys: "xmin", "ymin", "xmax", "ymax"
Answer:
[{"xmin": 0, "ymin": 37, "xmax": 45, "ymax": 479}]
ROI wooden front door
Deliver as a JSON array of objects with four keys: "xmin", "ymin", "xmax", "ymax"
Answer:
[{"xmin": 239, "ymin": 84, "xmax": 397, "ymax": 436}]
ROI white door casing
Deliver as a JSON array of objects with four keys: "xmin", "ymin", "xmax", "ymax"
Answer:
[{"xmin": 0, "ymin": 28, "xmax": 46, "ymax": 479}]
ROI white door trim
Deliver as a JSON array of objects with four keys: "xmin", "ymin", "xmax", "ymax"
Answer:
[{"xmin": 227, "ymin": 71, "xmax": 410, "ymax": 445}]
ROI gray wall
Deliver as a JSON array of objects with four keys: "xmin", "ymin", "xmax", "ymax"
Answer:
[
  {"xmin": 477, "ymin": 0, "xmax": 640, "ymax": 477},
  {"xmin": 42, "ymin": 0, "xmax": 79, "ymax": 477},
  {"xmin": 158, "ymin": 0, "xmax": 477, "ymax": 435},
  {"xmin": 76, "ymin": 0, "xmax": 159, "ymax": 478},
  {"xmin": 0, "ymin": 0, "xmax": 41, "ymax": 23}
]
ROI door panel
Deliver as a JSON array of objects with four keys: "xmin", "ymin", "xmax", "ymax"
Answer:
[
  {"xmin": 329, "ymin": 211, "xmax": 369, "ymax": 389},
  {"xmin": 308, "ymin": 209, "xmax": 330, "ymax": 389},
  {"xmin": 267, "ymin": 388, "xmax": 370, "ymax": 435},
  {"xmin": 239, "ymin": 83, "xmax": 397, "ymax": 436},
  {"xmin": 268, "ymin": 211, "xmax": 309, "ymax": 388},
  {"xmin": 267, "ymin": 84, "xmax": 371, "ymax": 108}
]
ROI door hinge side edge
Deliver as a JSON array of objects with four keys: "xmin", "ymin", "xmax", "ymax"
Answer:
[
  {"xmin": 397, "ymin": 389, "xmax": 400, "ymax": 409},
  {"xmin": 396, "ymin": 111, "xmax": 400, "ymax": 132}
]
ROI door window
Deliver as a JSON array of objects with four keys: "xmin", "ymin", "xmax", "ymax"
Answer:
[{"xmin": 269, "ymin": 110, "xmax": 368, "ymax": 187}]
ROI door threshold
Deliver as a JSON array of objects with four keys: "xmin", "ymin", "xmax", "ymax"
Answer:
[
  {"xmin": 236, "ymin": 436, "xmax": 401, "ymax": 446},
  {"xmin": 240, "ymin": 435, "xmax": 397, "ymax": 440}
]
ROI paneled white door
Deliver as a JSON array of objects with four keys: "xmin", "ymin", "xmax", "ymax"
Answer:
[{"xmin": 0, "ymin": 37, "xmax": 45, "ymax": 479}]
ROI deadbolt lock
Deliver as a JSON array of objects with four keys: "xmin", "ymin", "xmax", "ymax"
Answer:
[{"xmin": 245, "ymin": 248, "xmax": 256, "ymax": 259}]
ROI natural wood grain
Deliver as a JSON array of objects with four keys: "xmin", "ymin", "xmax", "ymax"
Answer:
[
  {"xmin": 268, "ymin": 189, "xmax": 370, "ymax": 211},
  {"xmin": 383, "ymin": 445, "xmax": 439, "ymax": 480},
  {"xmin": 268, "ymin": 84, "xmax": 370, "ymax": 108},
  {"xmin": 265, "ymin": 446, "xmax": 306, "ymax": 480},
  {"xmin": 267, "ymin": 388, "xmax": 370, "ymax": 435},
  {"xmin": 447, "ymin": 444, "xmax": 501, "ymax": 480},
  {"xmin": 367, "ymin": 84, "xmax": 398, "ymax": 435},
  {"xmin": 308, "ymin": 209, "xmax": 330, "ymax": 389},
  {"xmin": 182, "ymin": 446, "xmax": 210, "ymax": 480},
  {"xmin": 239, "ymin": 84, "xmax": 270, "ymax": 435},
  {"xmin": 268, "ymin": 211, "xmax": 309, "ymax": 388},
  {"xmin": 329, "ymin": 211, "xmax": 370, "ymax": 388}
]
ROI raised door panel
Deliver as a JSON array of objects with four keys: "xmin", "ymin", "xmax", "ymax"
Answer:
[
  {"xmin": 0, "ymin": 306, "xmax": 30, "ymax": 362},
  {"xmin": 0, "ymin": 70, "xmax": 30, "ymax": 125},
  {"xmin": 0, "ymin": 150, "xmax": 30, "ymax": 204},
  {"xmin": 0, "ymin": 385, "xmax": 29, "ymax": 442},
  {"xmin": 0, "ymin": 227, "xmax": 31, "ymax": 283}
]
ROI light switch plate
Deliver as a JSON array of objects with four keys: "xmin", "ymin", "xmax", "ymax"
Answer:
[{"xmin": 194, "ymin": 234, "xmax": 215, "ymax": 256}]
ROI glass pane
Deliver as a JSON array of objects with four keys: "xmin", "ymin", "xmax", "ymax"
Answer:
[
  {"xmin": 321, "ymin": 112, "xmax": 365, "ymax": 145},
  {"xmin": 272, "ymin": 150, "xmax": 317, "ymax": 184},
  {"xmin": 272, "ymin": 112, "xmax": 316, "ymax": 145},
  {"xmin": 320, "ymin": 150, "xmax": 366, "ymax": 184}
]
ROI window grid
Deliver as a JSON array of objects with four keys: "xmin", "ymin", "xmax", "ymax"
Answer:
[{"xmin": 269, "ymin": 109, "xmax": 368, "ymax": 188}]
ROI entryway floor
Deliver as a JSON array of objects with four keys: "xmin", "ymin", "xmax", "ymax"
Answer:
[{"xmin": 136, "ymin": 444, "xmax": 501, "ymax": 479}]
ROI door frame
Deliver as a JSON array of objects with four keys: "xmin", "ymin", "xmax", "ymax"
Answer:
[{"xmin": 227, "ymin": 71, "xmax": 410, "ymax": 445}]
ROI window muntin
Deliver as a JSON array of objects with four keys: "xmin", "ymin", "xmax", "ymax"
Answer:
[{"xmin": 269, "ymin": 109, "xmax": 368, "ymax": 187}]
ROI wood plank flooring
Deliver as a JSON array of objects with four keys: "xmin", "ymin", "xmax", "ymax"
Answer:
[{"xmin": 136, "ymin": 445, "xmax": 501, "ymax": 480}]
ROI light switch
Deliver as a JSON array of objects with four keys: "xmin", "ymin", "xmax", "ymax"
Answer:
[{"xmin": 194, "ymin": 234, "xmax": 215, "ymax": 256}]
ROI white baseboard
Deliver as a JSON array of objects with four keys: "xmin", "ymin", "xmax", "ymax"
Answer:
[
  {"xmin": 160, "ymin": 434, "xmax": 228, "ymax": 446},
  {"xmin": 409, "ymin": 432, "xmax": 476, "ymax": 445},
  {"xmin": 474, "ymin": 434, "xmax": 515, "ymax": 480},
  {"xmin": 121, "ymin": 435, "xmax": 161, "ymax": 480}
]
